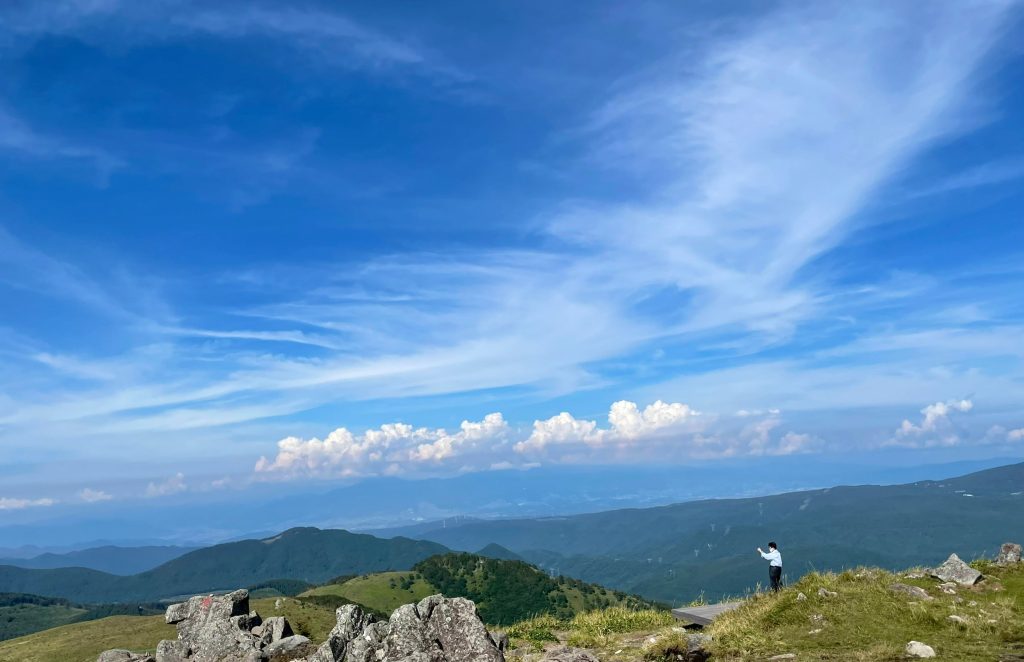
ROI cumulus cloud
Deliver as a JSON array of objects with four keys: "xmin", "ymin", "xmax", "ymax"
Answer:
[
  {"xmin": 890, "ymin": 399, "xmax": 973, "ymax": 447},
  {"xmin": 145, "ymin": 472, "xmax": 187, "ymax": 498},
  {"xmin": 0, "ymin": 497, "xmax": 56, "ymax": 510},
  {"xmin": 255, "ymin": 399, "xmax": 832, "ymax": 478},
  {"xmin": 514, "ymin": 400, "xmax": 702, "ymax": 454},
  {"xmin": 256, "ymin": 413, "xmax": 510, "ymax": 478},
  {"xmin": 78, "ymin": 488, "xmax": 113, "ymax": 503},
  {"xmin": 1009, "ymin": 428, "xmax": 1024, "ymax": 442}
]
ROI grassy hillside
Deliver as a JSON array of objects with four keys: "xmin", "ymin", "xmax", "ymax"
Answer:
[
  {"xmin": 703, "ymin": 560, "xmax": 1024, "ymax": 661},
  {"xmin": 413, "ymin": 553, "xmax": 663, "ymax": 624},
  {"xmin": 302, "ymin": 571, "xmax": 436, "ymax": 614},
  {"xmin": 0, "ymin": 596, "xmax": 338, "ymax": 662},
  {"xmin": 387, "ymin": 462, "xmax": 1024, "ymax": 602},
  {"xmin": 0, "ymin": 595, "xmax": 86, "ymax": 642},
  {"xmin": 0, "ymin": 528, "xmax": 449, "ymax": 603},
  {"xmin": 0, "ymin": 593, "xmax": 165, "ymax": 642},
  {"xmin": 302, "ymin": 555, "xmax": 663, "ymax": 625}
]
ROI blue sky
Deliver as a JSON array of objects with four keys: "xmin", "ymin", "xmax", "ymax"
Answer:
[{"xmin": 1, "ymin": 0, "xmax": 1023, "ymax": 516}]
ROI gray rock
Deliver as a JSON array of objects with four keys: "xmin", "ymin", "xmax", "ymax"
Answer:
[
  {"xmin": 97, "ymin": 651, "xmax": 155, "ymax": 662},
  {"xmin": 906, "ymin": 641, "xmax": 936, "ymax": 658},
  {"xmin": 996, "ymin": 542, "xmax": 1022, "ymax": 565},
  {"xmin": 259, "ymin": 616, "xmax": 294, "ymax": 646},
  {"xmin": 795, "ymin": 592, "xmax": 806, "ymax": 601},
  {"xmin": 307, "ymin": 603, "xmax": 381, "ymax": 662},
  {"xmin": 489, "ymin": 631, "xmax": 510, "ymax": 653},
  {"xmin": 929, "ymin": 554, "xmax": 982, "ymax": 586},
  {"xmin": 264, "ymin": 635, "xmax": 313, "ymax": 660},
  {"xmin": 155, "ymin": 639, "xmax": 190, "ymax": 662},
  {"xmin": 948, "ymin": 615, "xmax": 968, "ymax": 625},
  {"xmin": 889, "ymin": 584, "xmax": 933, "ymax": 601},
  {"xmin": 422, "ymin": 596, "xmax": 503, "ymax": 662},
  {"xmin": 306, "ymin": 594, "xmax": 503, "ymax": 662},
  {"xmin": 767, "ymin": 655, "xmax": 796, "ymax": 660},
  {"xmin": 816, "ymin": 588, "xmax": 837, "ymax": 598}
]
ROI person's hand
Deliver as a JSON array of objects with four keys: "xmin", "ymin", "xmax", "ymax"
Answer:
[{"xmin": 757, "ymin": 547, "xmax": 762, "ymax": 553}]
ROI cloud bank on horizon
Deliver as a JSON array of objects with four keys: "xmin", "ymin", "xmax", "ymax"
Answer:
[{"xmin": 1, "ymin": 0, "xmax": 1023, "ymax": 505}]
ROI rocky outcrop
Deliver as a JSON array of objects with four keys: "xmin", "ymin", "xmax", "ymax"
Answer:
[
  {"xmin": 308, "ymin": 595, "xmax": 504, "ymax": 662},
  {"xmin": 98, "ymin": 590, "xmax": 304, "ymax": 662},
  {"xmin": 997, "ymin": 542, "xmax": 1022, "ymax": 565},
  {"xmin": 99, "ymin": 591, "xmax": 505, "ymax": 662},
  {"xmin": 929, "ymin": 553, "xmax": 982, "ymax": 586}
]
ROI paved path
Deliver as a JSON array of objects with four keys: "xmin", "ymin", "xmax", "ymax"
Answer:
[{"xmin": 671, "ymin": 601, "xmax": 744, "ymax": 626}]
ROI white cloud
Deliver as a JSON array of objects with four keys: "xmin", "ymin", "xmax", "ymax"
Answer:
[
  {"xmin": 256, "ymin": 413, "xmax": 510, "ymax": 478},
  {"xmin": 514, "ymin": 400, "xmax": 702, "ymax": 454},
  {"xmin": 0, "ymin": 497, "xmax": 57, "ymax": 510},
  {"xmin": 1009, "ymin": 428, "xmax": 1024, "ymax": 442},
  {"xmin": 890, "ymin": 399, "xmax": 974, "ymax": 447},
  {"xmin": 78, "ymin": 488, "xmax": 113, "ymax": 503},
  {"xmin": 145, "ymin": 472, "xmax": 187, "ymax": 498}
]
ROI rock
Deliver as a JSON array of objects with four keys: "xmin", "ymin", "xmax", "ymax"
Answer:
[
  {"xmin": 795, "ymin": 592, "xmax": 807, "ymax": 601},
  {"xmin": 537, "ymin": 647, "xmax": 599, "ymax": 662},
  {"xmin": 808, "ymin": 629, "xmax": 822, "ymax": 635},
  {"xmin": 421, "ymin": 595, "xmax": 504, "ymax": 662},
  {"xmin": 809, "ymin": 614, "xmax": 825, "ymax": 624},
  {"xmin": 929, "ymin": 554, "xmax": 982, "ymax": 586},
  {"xmin": 904, "ymin": 571, "xmax": 926, "ymax": 579},
  {"xmin": 996, "ymin": 542, "xmax": 1022, "ymax": 565},
  {"xmin": 889, "ymin": 584, "xmax": 933, "ymax": 601},
  {"xmin": 264, "ymin": 635, "xmax": 312, "ymax": 660},
  {"xmin": 97, "ymin": 651, "xmax": 155, "ymax": 662},
  {"xmin": 306, "ymin": 595, "xmax": 503, "ymax": 662},
  {"xmin": 155, "ymin": 639, "xmax": 190, "ymax": 662},
  {"xmin": 948, "ymin": 615, "xmax": 968, "ymax": 625},
  {"xmin": 259, "ymin": 616, "xmax": 294, "ymax": 646},
  {"xmin": 906, "ymin": 641, "xmax": 936, "ymax": 658},
  {"xmin": 489, "ymin": 631, "xmax": 510, "ymax": 653},
  {"xmin": 768, "ymin": 655, "xmax": 796, "ymax": 660},
  {"xmin": 816, "ymin": 588, "xmax": 837, "ymax": 598}
]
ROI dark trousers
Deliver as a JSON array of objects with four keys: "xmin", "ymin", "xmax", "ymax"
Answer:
[{"xmin": 769, "ymin": 565, "xmax": 783, "ymax": 592}]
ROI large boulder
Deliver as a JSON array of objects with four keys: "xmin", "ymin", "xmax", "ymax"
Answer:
[
  {"xmin": 264, "ymin": 635, "xmax": 313, "ymax": 660},
  {"xmin": 996, "ymin": 542, "xmax": 1022, "ymax": 565},
  {"xmin": 929, "ymin": 554, "xmax": 982, "ymax": 586},
  {"xmin": 306, "ymin": 595, "xmax": 503, "ymax": 662},
  {"xmin": 104, "ymin": 588, "xmax": 301, "ymax": 662},
  {"xmin": 906, "ymin": 641, "xmax": 936, "ymax": 658}
]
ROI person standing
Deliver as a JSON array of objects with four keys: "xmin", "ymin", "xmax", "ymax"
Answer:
[{"xmin": 757, "ymin": 541, "xmax": 783, "ymax": 592}]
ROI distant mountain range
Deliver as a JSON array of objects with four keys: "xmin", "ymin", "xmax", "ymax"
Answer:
[
  {"xmin": 0, "ymin": 529, "xmax": 447, "ymax": 603},
  {"xmin": 377, "ymin": 461, "xmax": 1024, "ymax": 602},
  {"xmin": 1, "ymin": 456, "xmax": 1014, "ymax": 549},
  {"xmin": 0, "ymin": 545, "xmax": 197, "ymax": 576},
  {"xmin": 1, "ymin": 462, "xmax": 1020, "ymax": 606}
]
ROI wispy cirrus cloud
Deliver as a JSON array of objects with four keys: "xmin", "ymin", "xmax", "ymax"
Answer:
[{"xmin": 0, "ymin": 0, "xmax": 1021, "ymax": 489}]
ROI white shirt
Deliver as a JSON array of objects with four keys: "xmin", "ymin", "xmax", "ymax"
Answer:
[{"xmin": 760, "ymin": 549, "xmax": 782, "ymax": 567}]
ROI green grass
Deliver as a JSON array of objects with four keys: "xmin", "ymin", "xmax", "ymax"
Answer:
[
  {"xmin": 706, "ymin": 563, "xmax": 1024, "ymax": 661},
  {"xmin": 0, "ymin": 596, "xmax": 338, "ymax": 662},
  {"xmin": 504, "ymin": 608, "xmax": 674, "ymax": 651},
  {"xmin": 0, "ymin": 615, "xmax": 173, "ymax": 662},
  {"xmin": 0, "ymin": 603, "xmax": 88, "ymax": 642},
  {"xmin": 301, "ymin": 571, "xmax": 436, "ymax": 614}
]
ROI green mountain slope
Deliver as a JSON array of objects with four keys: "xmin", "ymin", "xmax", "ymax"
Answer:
[
  {"xmin": 0, "ymin": 528, "xmax": 449, "ymax": 603},
  {"xmin": 0, "ymin": 594, "xmax": 164, "ymax": 643},
  {"xmin": 303, "ymin": 554, "xmax": 662, "ymax": 624},
  {"xmin": 383, "ymin": 462, "xmax": 1024, "ymax": 602}
]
